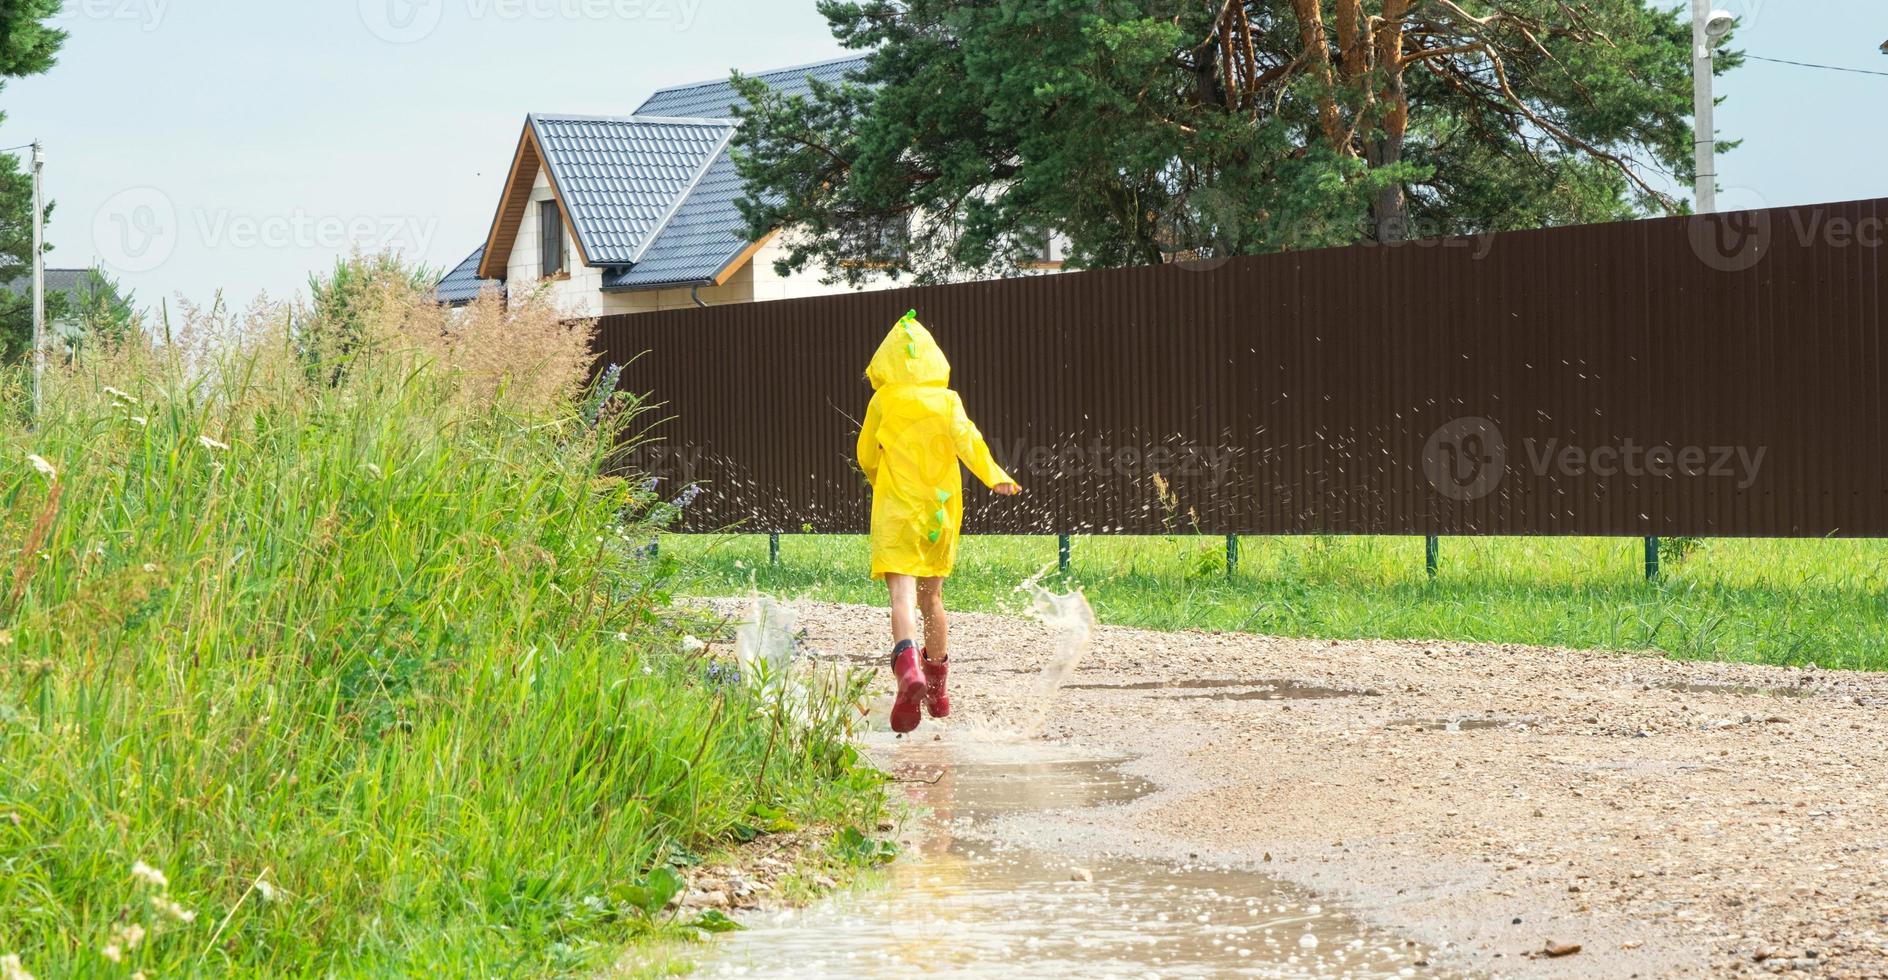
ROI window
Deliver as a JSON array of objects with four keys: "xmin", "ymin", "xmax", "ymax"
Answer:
[
  {"xmin": 539, "ymin": 200, "xmax": 566, "ymax": 278},
  {"xmin": 1019, "ymin": 227, "xmax": 1063, "ymax": 266}
]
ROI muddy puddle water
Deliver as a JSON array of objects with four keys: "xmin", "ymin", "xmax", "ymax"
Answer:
[{"xmin": 701, "ymin": 738, "xmax": 1442, "ymax": 978}]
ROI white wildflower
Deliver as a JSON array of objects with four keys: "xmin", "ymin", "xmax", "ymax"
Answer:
[
  {"xmin": 103, "ymin": 385, "xmax": 133, "ymax": 403},
  {"xmin": 681, "ymin": 635, "xmax": 707, "ymax": 654},
  {"xmin": 254, "ymin": 879, "xmax": 278, "ymax": 903},
  {"xmin": 142, "ymin": 563, "xmax": 157, "ymax": 573},
  {"xmin": 130, "ymin": 860, "xmax": 168, "ymax": 890},
  {"xmin": 129, "ymin": 416, "xmax": 148, "ymax": 427},
  {"xmin": 99, "ymin": 945, "xmax": 121, "ymax": 964},
  {"xmin": 131, "ymin": 973, "xmax": 147, "ymax": 980},
  {"xmin": 26, "ymin": 455, "xmax": 55, "ymax": 480},
  {"xmin": 615, "ymin": 632, "xmax": 629, "ymax": 643},
  {"xmin": 112, "ymin": 923, "xmax": 145, "ymax": 951},
  {"xmin": 363, "ymin": 463, "xmax": 383, "ymax": 479},
  {"xmin": 197, "ymin": 435, "xmax": 229, "ymax": 451},
  {"xmin": 1, "ymin": 953, "xmax": 33, "ymax": 980},
  {"xmin": 150, "ymin": 895, "xmax": 196, "ymax": 923}
]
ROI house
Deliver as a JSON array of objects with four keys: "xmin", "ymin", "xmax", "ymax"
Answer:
[
  {"xmin": 438, "ymin": 56, "xmax": 890, "ymax": 315},
  {"xmin": 3, "ymin": 267, "xmax": 119, "ymax": 344},
  {"xmin": 436, "ymin": 55, "xmax": 1068, "ymax": 315}
]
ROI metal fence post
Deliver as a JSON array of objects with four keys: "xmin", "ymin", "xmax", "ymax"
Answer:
[
  {"xmin": 1058, "ymin": 534, "xmax": 1071, "ymax": 574},
  {"xmin": 1425, "ymin": 536, "xmax": 1439, "ymax": 578},
  {"xmin": 769, "ymin": 532, "xmax": 780, "ymax": 566},
  {"xmin": 1644, "ymin": 536, "xmax": 1660, "ymax": 582},
  {"xmin": 1226, "ymin": 534, "xmax": 1239, "ymax": 576}
]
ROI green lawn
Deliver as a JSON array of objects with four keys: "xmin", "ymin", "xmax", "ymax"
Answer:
[{"xmin": 666, "ymin": 533, "xmax": 1888, "ymax": 671}]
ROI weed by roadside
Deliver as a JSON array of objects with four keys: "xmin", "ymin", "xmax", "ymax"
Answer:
[{"xmin": 0, "ymin": 263, "xmax": 882, "ymax": 976}]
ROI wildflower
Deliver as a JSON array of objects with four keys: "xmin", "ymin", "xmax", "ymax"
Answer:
[
  {"xmin": 363, "ymin": 463, "xmax": 383, "ymax": 479},
  {"xmin": 26, "ymin": 455, "xmax": 55, "ymax": 480},
  {"xmin": 150, "ymin": 895, "xmax": 196, "ymax": 923},
  {"xmin": 681, "ymin": 635, "xmax": 707, "ymax": 654},
  {"xmin": 197, "ymin": 435, "xmax": 229, "ymax": 451},
  {"xmin": 100, "ymin": 945, "xmax": 120, "ymax": 964},
  {"xmin": 103, "ymin": 385, "xmax": 132, "ymax": 401},
  {"xmin": 129, "ymin": 416, "xmax": 148, "ymax": 427},
  {"xmin": 0, "ymin": 631, "xmax": 12, "ymax": 647},
  {"xmin": 614, "ymin": 632, "xmax": 629, "ymax": 643},
  {"xmin": 254, "ymin": 879, "xmax": 278, "ymax": 903},
  {"xmin": 1, "ymin": 952, "xmax": 34, "ymax": 980},
  {"xmin": 142, "ymin": 563, "xmax": 157, "ymax": 573},
  {"xmin": 130, "ymin": 860, "xmax": 168, "ymax": 890},
  {"xmin": 113, "ymin": 923, "xmax": 145, "ymax": 951}
]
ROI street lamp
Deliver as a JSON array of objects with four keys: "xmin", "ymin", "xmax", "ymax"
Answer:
[{"xmin": 1691, "ymin": 2, "xmax": 1735, "ymax": 214}]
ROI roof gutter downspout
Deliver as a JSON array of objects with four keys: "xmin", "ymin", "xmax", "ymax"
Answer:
[{"xmin": 690, "ymin": 284, "xmax": 708, "ymax": 308}]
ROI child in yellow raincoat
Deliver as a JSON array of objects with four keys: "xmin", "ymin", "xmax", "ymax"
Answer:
[{"xmin": 857, "ymin": 311, "xmax": 1020, "ymax": 733}]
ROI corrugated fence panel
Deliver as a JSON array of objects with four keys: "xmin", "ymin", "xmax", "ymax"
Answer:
[{"xmin": 606, "ymin": 198, "xmax": 1888, "ymax": 538}]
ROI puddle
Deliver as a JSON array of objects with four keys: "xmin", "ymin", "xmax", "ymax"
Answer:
[
  {"xmin": 1387, "ymin": 718, "xmax": 1529, "ymax": 732},
  {"xmin": 1067, "ymin": 678, "xmax": 1376, "ymax": 700},
  {"xmin": 1655, "ymin": 681, "xmax": 1813, "ymax": 698},
  {"xmin": 700, "ymin": 738, "xmax": 1444, "ymax": 978}
]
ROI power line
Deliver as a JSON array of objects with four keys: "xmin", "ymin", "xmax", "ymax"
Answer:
[{"xmin": 1745, "ymin": 54, "xmax": 1888, "ymax": 78}]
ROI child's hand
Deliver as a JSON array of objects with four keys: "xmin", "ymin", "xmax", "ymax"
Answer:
[{"xmin": 993, "ymin": 483, "xmax": 1022, "ymax": 496}]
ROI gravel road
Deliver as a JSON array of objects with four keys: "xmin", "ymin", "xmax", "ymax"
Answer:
[{"xmin": 742, "ymin": 597, "xmax": 1888, "ymax": 978}]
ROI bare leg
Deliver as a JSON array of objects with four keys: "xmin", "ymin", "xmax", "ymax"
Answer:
[
  {"xmin": 917, "ymin": 576, "xmax": 948, "ymax": 663},
  {"xmin": 885, "ymin": 574, "xmax": 919, "ymax": 648}
]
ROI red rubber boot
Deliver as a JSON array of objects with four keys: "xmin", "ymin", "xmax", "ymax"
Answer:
[
  {"xmin": 889, "ymin": 641, "xmax": 927, "ymax": 734},
  {"xmin": 921, "ymin": 651, "xmax": 950, "ymax": 719}
]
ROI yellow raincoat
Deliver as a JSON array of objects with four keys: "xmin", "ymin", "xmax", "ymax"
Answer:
[{"xmin": 857, "ymin": 312, "xmax": 1017, "ymax": 580}]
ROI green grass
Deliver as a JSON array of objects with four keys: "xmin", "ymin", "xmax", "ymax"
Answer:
[
  {"xmin": 0, "ymin": 325, "xmax": 881, "ymax": 976},
  {"xmin": 666, "ymin": 533, "xmax": 1888, "ymax": 671}
]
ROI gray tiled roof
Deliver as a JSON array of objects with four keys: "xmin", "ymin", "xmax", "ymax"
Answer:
[
  {"xmin": 602, "ymin": 149, "xmax": 751, "ymax": 291},
  {"xmin": 532, "ymin": 114, "xmax": 736, "ymax": 267},
  {"xmin": 435, "ymin": 246, "xmax": 503, "ymax": 305},
  {"xmin": 440, "ymin": 56, "xmax": 874, "ymax": 298},
  {"xmin": 2, "ymin": 267, "xmax": 106, "ymax": 302},
  {"xmin": 634, "ymin": 55, "xmax": 870, "ymax": 118}
]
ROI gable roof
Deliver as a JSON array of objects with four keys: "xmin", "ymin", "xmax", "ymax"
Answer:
[
  {"xmin": 435, "ymin": 246, "xmax": 503, "ymax": 305},
  {"xmin": 634, "ymin": 55, "xmax": 870, "ymax": 118},
  {"xmin": 461, "ymin": 55, "xmax": 873, "ymax": 294},
  {"xmin": 2, "ymin": 268, "xmax": 116, "ymax": 315},
  {"xmin": 532, "ymin": 114, "xmax": 736, "ymax": 266},
  {"xmin": 601, "ymin": 150, "xmax": 766, "ymax": 292},
  {"xmin": 476, "ymin": 114, "xmax": 734, "ymax": 278}
]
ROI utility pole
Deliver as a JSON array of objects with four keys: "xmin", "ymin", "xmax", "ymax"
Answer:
[
  {"xmin": 1690, "ymin": 1, "xmax": 1717, "ymax": 213},
  {"xmin": 31, "ymin": 140, "xmax": 44, "ymax": 419},
  {"xmin": 1691, "ymin": 4, "xmax": 1736, "ymax": 213}
]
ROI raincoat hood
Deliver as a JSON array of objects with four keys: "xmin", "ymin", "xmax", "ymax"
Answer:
[{"xmin": 867, "ymin": 311, "xmax": 951, "ymax": 390}]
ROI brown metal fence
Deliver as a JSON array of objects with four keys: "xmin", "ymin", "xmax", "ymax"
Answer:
[{"xmin": 601, "ymin": 197, "xmax": 1887, "ymax": 538}]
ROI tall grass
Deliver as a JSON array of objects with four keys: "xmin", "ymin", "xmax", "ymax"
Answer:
[
  {"xmin": 667, "ymin": 533, "xmax": 1888, "ymax": 671},
  {"xmin": 0, "ymin": 283, "xmax": 877, "ymax": 976}
]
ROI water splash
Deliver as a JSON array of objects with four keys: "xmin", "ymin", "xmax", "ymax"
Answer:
[
  {"xmin": 733, "ymin": 593, "xmax": 796, "ymax": 696},
  {"xmin": 1013, "ymin": 571, "xmax": 1097, "ymax": 739}
]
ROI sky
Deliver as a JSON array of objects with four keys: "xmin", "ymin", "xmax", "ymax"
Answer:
[{"xmin": 2, "ymin": 0, "xmax": 1883, "ymax": 306}]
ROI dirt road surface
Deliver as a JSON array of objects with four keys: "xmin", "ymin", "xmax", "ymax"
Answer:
[{"xmin": 758, "ymin": 599, "xmax": 1888, "ymax": 978}]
